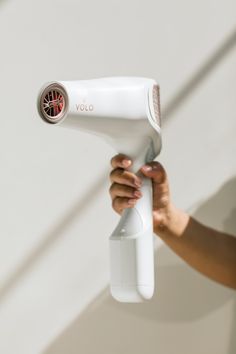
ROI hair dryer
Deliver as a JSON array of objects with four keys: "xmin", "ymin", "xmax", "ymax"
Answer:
[{"xmin": 37, "ymin": 77, "xmax": 161, "ymax": 302}]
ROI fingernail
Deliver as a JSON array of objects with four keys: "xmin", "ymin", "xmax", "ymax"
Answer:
[
  {"xmin": 128, "ymin": 199, "xmax": 137, "ymax": 205},
  {"xmin": 122, "ymin": 159, "xmax": 131, "ymax": 167},
  {"xmin": 134, "ymin": 190, "xmax": 142, "ymax": 198},
  {"xmin": 142, "ymin": 165, "xmax": 152, "ymax": 172}
]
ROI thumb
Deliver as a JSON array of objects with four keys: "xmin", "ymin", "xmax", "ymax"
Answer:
[
  {"xmin": 140, "ymin": 161, "xmax": 167, "ymax": 184},
  {"xmin": 140, "ymin": 162, "xmax": 170, "ymax": 210}
]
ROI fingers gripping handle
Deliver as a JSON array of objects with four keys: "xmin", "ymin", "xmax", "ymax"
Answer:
[{"xmin": 109, "ymin": 176, "xmax": 154, "ymax": 302}]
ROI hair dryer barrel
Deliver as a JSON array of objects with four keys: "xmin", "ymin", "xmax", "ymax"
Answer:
[
  {"xmin": 37, "ymin": 77, "xmax": 162, "ymax": 302},
  {"xmin": 37, "ymin": 78, "xmax": 161, "ymax": 157}
]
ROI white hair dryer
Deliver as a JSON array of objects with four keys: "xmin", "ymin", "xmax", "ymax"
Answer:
[{"xmin": 37, "ymin": 77, "xmax": 161, "ymax": 302}]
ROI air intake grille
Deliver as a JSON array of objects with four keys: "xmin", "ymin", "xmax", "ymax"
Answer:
[
  {"xmin": 39, "ymin": 84, "xmax": 68, "ymax": 124},
  {"xmin": 43, "ymin": 90, "xmax": 64, "ymax": 118},
  {"xmin": 152, "ymin": 85, "xmax": 161, "ymax": 127}
]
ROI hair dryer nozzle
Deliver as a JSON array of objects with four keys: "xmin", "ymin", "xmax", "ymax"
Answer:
[{"xmin": 38, "ymin": 83, "xmax": 68, "ymax": 124}]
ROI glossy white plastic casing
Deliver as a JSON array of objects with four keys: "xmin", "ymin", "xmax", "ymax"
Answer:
[{"xmin": 37, "ymin": 77, "xmax": 162, "ymax": 302}]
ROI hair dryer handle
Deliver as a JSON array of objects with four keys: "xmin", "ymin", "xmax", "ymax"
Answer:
[{"xmin": 109, "ymin": 176, "xmax": 154, "ymax": 302}]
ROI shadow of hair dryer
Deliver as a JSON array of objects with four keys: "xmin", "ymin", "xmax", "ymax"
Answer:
[{"xmin": 37, "ymin": 77, "xmax": 162, "ymax": 302}]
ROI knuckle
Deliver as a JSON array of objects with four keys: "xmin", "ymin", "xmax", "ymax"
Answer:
[
  {"xmin": 110, "ymin": 183, "xmax": 126, "ymax": 197},
  {"xmin": 159, "ymin": 195, "xmax": 169, "ymax": 207},
  {"xmin": 151, "ymin": 161, "xmax": 162, "ymax": 170},
  {"xmin": 154, "ymin": 190, "xmax": 169, "ymax": 207},
  {"xmin": 110, "ymin": 157, "xmax": 115, "ymax": 167},
  {"xmin": 109, "ymin": 169, "xmax": 115, "ymax": 181},
  {"xmin": 112, "ymin": 198, "xmax": 122, "ymax": 214},
  {"xmin": 152, "ymin": 163, "xmax": 166, "ymax": 183},
  {"xmin": 109, "ymin": 168, "xmax": 122, "ymax": 181},
  {"xmin": 109, "ymin": 183, "xmax": 115, "ymax": 195},
  {"xmin": 110, "ymin": 154, "xmax": 120, "ymax": 167},
  {"xmin": 112, "ymin": 198, "xmax": 116, "ymax": 209}
]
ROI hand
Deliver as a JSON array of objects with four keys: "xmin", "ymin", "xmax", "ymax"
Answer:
[
  {"xmin": 109, "ymin": 154, "xmax": 175, "ymax": 234},
  {"xmin": 109, "ymin": 156, "xmax": 236, "ymax": 289}
]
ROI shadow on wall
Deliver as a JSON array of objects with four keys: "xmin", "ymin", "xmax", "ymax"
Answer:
[
  {"xmin": 43, "ymin": 178, "xmax": 236, "ymax": 354},
  {"xmin": 0, "ymin": 0, "xmax": 8, "ymax": 6},
  {"xmin": 0, "ymin": 175, "xmax": 106, "ymax": 302},
  {"xmin": 162, "ymin": 27, "xmax": 236, "ymax": 119},
  {"xmin": 194, "ymin": 177, "xmax": 236, "ymax": 234}
]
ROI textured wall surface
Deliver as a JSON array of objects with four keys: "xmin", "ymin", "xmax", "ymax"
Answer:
[{"xmin": 0, "ymin": 0, "xmax": 235, "ymax": 353}]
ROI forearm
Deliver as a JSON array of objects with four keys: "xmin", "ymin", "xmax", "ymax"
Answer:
[{"xmin": 155, "ymin": 206, "xmax": 236, "ymax": 289}]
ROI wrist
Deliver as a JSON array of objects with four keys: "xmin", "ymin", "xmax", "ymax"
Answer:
[{"xmin": 154, "ymin": 204, "xmax": 190, "ymax": 239}]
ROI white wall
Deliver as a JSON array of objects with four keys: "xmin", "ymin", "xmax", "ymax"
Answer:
[{"xmin": 0, "ymin": 0, "xmax": 235, "ymax": 353}]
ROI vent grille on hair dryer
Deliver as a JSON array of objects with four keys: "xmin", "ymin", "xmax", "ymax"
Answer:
[
  {"xmin": 38, "ymin": 84, "xmax": 68, "ymax": 124},
  {"xmin": 152, "ymin": 85, "xmax": 161, "ymax": 127}
]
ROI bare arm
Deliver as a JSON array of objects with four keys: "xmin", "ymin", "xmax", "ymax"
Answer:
[
  {"xmin": 155, "ymin": 206, "xmax": 236, "ymax": 289},
  {"xmin": 109, "ymin": 154, "xmax": 236, "ymax": 289}
]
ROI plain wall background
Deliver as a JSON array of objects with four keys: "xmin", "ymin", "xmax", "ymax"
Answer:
[{"xmin": 0, "ymin": 0, "xmax": 235, "ymax": 353}]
